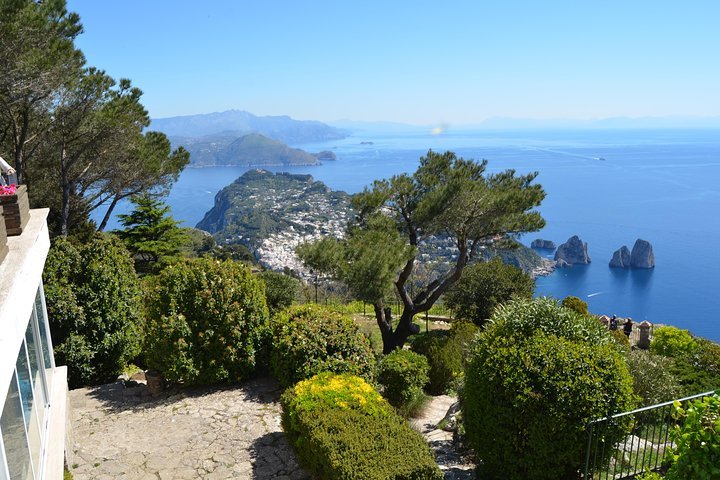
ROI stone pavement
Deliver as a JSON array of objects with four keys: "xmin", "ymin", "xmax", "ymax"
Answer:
[
  {"xmin": 68, "ymin": 377, "xmax": 309, "ymax": 480},
  {"xmin": 410, "ymin": 395, "xmax": 476, "ymax": 480}
]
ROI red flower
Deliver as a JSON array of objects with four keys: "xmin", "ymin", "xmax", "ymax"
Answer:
[{"xmin": 0, "ymin": 184, "xmax": 17, "ymax": 196}]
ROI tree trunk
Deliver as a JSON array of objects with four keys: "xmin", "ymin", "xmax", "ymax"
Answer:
[
  {"xmin": 14, "ymin": 144, "xmax": 24, "ymax": 186},
  {"xmin": 97, "ymin": 195, "xmax": 120, "ymax": 231},
  {"xmin": 60, "ymin": 180, "xmax": 71, "ymax": 237},
  {"xmin": 376, "ymin": 304, "xmax": 420, "ymax": 354},
  {"xmin": 60, "ymin": 147, "xmax": 70, "ymax": 237},
  {"xmin": 374, "ymin": 304, "xmax": 394, "ymax": 353}
]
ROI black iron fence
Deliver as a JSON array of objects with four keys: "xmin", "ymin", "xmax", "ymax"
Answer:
[{"xmin": 583, "ymin": 390, "xmax": 716, "ymax": 479}]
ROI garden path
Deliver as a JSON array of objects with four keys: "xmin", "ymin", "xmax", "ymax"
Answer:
[
  {"xmin": 410, "ymin": 395, "xmax": 476, "ymax": 480},
  {"xmin": 68, "ymin": 377, "xmax": 309, "ymax": 480}
]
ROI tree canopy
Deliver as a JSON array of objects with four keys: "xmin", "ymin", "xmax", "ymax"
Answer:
[
  {"xmin": 444, "ymin": 257, "xmax": 535, "ymax": 326},
  {"xmin": 0, "ymin": 0, "xmax": 188, "ymax": 236},
  {"xmin": 298, "ymin": 150, "xmax": 546, "ymax": 352}
]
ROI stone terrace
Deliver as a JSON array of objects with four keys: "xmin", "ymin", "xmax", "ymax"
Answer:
[{"xmin": 68, "ymin": 377, "xmax": 308, "ymax": 480}]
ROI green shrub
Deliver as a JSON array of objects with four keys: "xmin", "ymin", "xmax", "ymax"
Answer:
[
  {"xmin": 561, "ymin": 295, "xmax": 589, "ymax": 315},
  {"xmin": 666, "ymin": 395, "xmax": 720, "ymax": 480},
  {"xmin": 668, "ymin": 337, "xmax": 720, "ymax": 396},
  {"xmin": 628, "ymin": 350, "xmax": 681, "ymax": 407},
  {"xmin": 444, "ymin": 257, "xmax": 534, "ymax": 326},
  {"xmin": 650, "ymin": 326, "xmax": 698, "ymax": 358},
  {"xmin": 281, "ymin": 373, "xmax": 443, "ymax": 480},
  {"xmin": 44, "ymin": 235, "xmax": 142, "ymax": 388},
  {"xmin": 377, "ymin": 349, "xmax": 429, "ymax": 417},
  {"xmin": 636, "ymin": 473, "xmax": 663, "ymax": 480},
  {"xmin": 143, "ymin": 258, "xmax": 268, "ymax": 385},
  {"xmin": 269, "ymin": 305, "xmax": 374, "ymax": 387},
  {"xmin": 260, "ymin": 270, "xmax": 300, "ymax": 313},
  {"xmin": 463, "ymin": 297, "xmax": 635, "ymax": 480},
  {"xmin": 410, "ymin": 321, "xmax": 478, "ymax": 394},
  {"xmin": 609, "ymin": 328, "xmax": 632, "ymax": 353},
  {"xmin": 410, "ymin": 330, "xmax": 452, "ymax": 393}
]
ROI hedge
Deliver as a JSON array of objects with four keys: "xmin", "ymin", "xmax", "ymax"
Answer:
[
  {"xmin": 463, "ymin": 297, "xmax": 635, "ymax": 480},
  {"xmin": 281, "ymin": 372, "xmax": 443, "ymax": 480},
  {"xmin": 410, "ymin": 321, "xmax": 478, "ymax": 394},
  {"xmin": 377, "ymin": 349, "xmax": 429, "ymax": 417},
  {"xmin": 143, "ymin": 258, "xmax": 268, "ymax": 385},
  {"xmin": 269, "ymin": 305, "xmax": 374, "ymax": 387},
  {"xmin": 44, "ymin": 235, "xmax": 142, "ymax": 388}
]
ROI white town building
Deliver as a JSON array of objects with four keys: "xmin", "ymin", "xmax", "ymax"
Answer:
[{"xmin": 0, "ymin": 209, "xmax": 68, "ymax": 479}]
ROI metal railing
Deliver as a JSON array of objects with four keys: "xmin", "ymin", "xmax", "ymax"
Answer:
[{"xmin": 583, "ymin": 390, "xmax": 716, "ymax": 480}]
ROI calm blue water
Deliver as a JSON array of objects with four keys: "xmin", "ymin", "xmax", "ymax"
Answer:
[{"xmin": 100, "ymin": 128, "xmax": 720, "ymax": 340}]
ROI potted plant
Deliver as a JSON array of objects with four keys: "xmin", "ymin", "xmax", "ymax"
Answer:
[
  {"xmin": 0, "ymin": 184, "xmax": 30, "ymax": 236},
  {"xmin": 0, "ymin": 205, "xmax": 7, "ymax": 263}
]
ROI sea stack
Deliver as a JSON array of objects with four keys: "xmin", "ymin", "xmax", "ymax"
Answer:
[
  {"xmin": 531, "ymin": 239, "xmax": 556, "ymax": 249},
  {"xmin": 609, "ymin": 246, "xmax": 631, "ymax": 268},
  {"xmin": 630, "ymin": 239, "xmax": 655, "ymax": 268},
  {"xmin": 554, "ymin": 235, "xmax": 591, "ymax": 266}
]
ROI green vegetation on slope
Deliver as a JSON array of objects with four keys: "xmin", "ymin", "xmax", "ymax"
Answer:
[
  {"xmin": 196, "ymin": 169, "xmax": 351, "ymax": 248},
  {"xmin": 176, "ymin": 132, "xmax": 321, "ymax": 167}
]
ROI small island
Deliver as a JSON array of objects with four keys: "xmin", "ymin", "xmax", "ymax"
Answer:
[
  {"xmin": 554, "ymin": 235, "xmax": 591, "ymax": 267},
  {"xmin": 531, "ymin": 239, "xmax": 556, "ymax": 249},
  {"xmin": 610, "ymin": 239, "xmax": 655, "ymax": 268}
]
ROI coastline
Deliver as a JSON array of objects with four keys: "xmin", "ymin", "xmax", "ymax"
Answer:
[{"xmin": 186, "ymin": 162, "xmax": 321, "ymax": 169}]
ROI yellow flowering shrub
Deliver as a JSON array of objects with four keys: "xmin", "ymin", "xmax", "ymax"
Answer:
[{"xmin": 281, "ymin": 373, "xmax": 442, "ymax": 480}]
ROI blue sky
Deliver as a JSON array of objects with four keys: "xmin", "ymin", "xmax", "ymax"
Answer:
[{"xmin": 66, "ymin": 1, "xmax": 720, "ymax": 124}]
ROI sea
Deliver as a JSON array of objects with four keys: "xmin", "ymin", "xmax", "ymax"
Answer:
[{"xmin": 100, "ymin": 128, "xmax": 720, "ymax": 341}]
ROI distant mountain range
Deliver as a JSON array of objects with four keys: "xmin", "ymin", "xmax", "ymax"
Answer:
[
  {"xmin": 151, "ymin": 109, "xmax": 348, "ymax": 144},
  {"xmin": 150, "ymin": 110, "xmax": 346, "ymax": 167}
]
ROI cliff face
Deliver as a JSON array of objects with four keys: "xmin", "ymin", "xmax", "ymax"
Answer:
[
  {"xmin": 554, "ymin": 235, "xmax": 591, "ymax": 266},
  {"xmin": 609, "ymin": 246, "xmax": 631, "ymax": 268},
  {"xmin": 630, "ymin": 239, "xmax": 655, "ymax": 268}
]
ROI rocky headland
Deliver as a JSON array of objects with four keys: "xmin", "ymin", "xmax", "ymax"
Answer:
[
  {"xmin": 554, "ymin": 235, "xmax": 591, "ymax": 267},
  {"xmin": 179, "ymin": 133, "xmax": 324, "ymax": 167},
  {"xmin": 196, "ymin": 170, "xmax": 351, "ymax": 274}
]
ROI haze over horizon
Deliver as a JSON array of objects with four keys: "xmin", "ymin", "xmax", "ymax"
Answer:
[{"xmin": 67, "ymin": 1, "xmax": 720, "ymax": 125}]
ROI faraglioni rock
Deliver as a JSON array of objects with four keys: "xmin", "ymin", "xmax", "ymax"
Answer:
[
  {"xmin": 554, "ymin": 235, "xmax": 591, "ymax": 266},
  {"xmin": 609, "ymin": 246, "xmax": 631, "ymax": 268},
  {"xmin": 531, "ymin": 239, "xmax": 556, "ymax": 249},
  {"xmin": 630, "ymin": 239, "xmax": 655, "ymax": 268}
]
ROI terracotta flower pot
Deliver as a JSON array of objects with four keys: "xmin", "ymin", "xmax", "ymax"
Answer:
[
  {"xmin": 145, "ymin": 370, "xmax": 165, "ymax": 396},
  {"xmin": 0, "ymin": 184, "xmax": 30, "ymax": 236}
]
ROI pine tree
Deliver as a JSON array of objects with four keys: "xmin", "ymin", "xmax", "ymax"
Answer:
[{"xmin": 115, "ymin": 193, "xmax": 189, "ymax": 273}]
